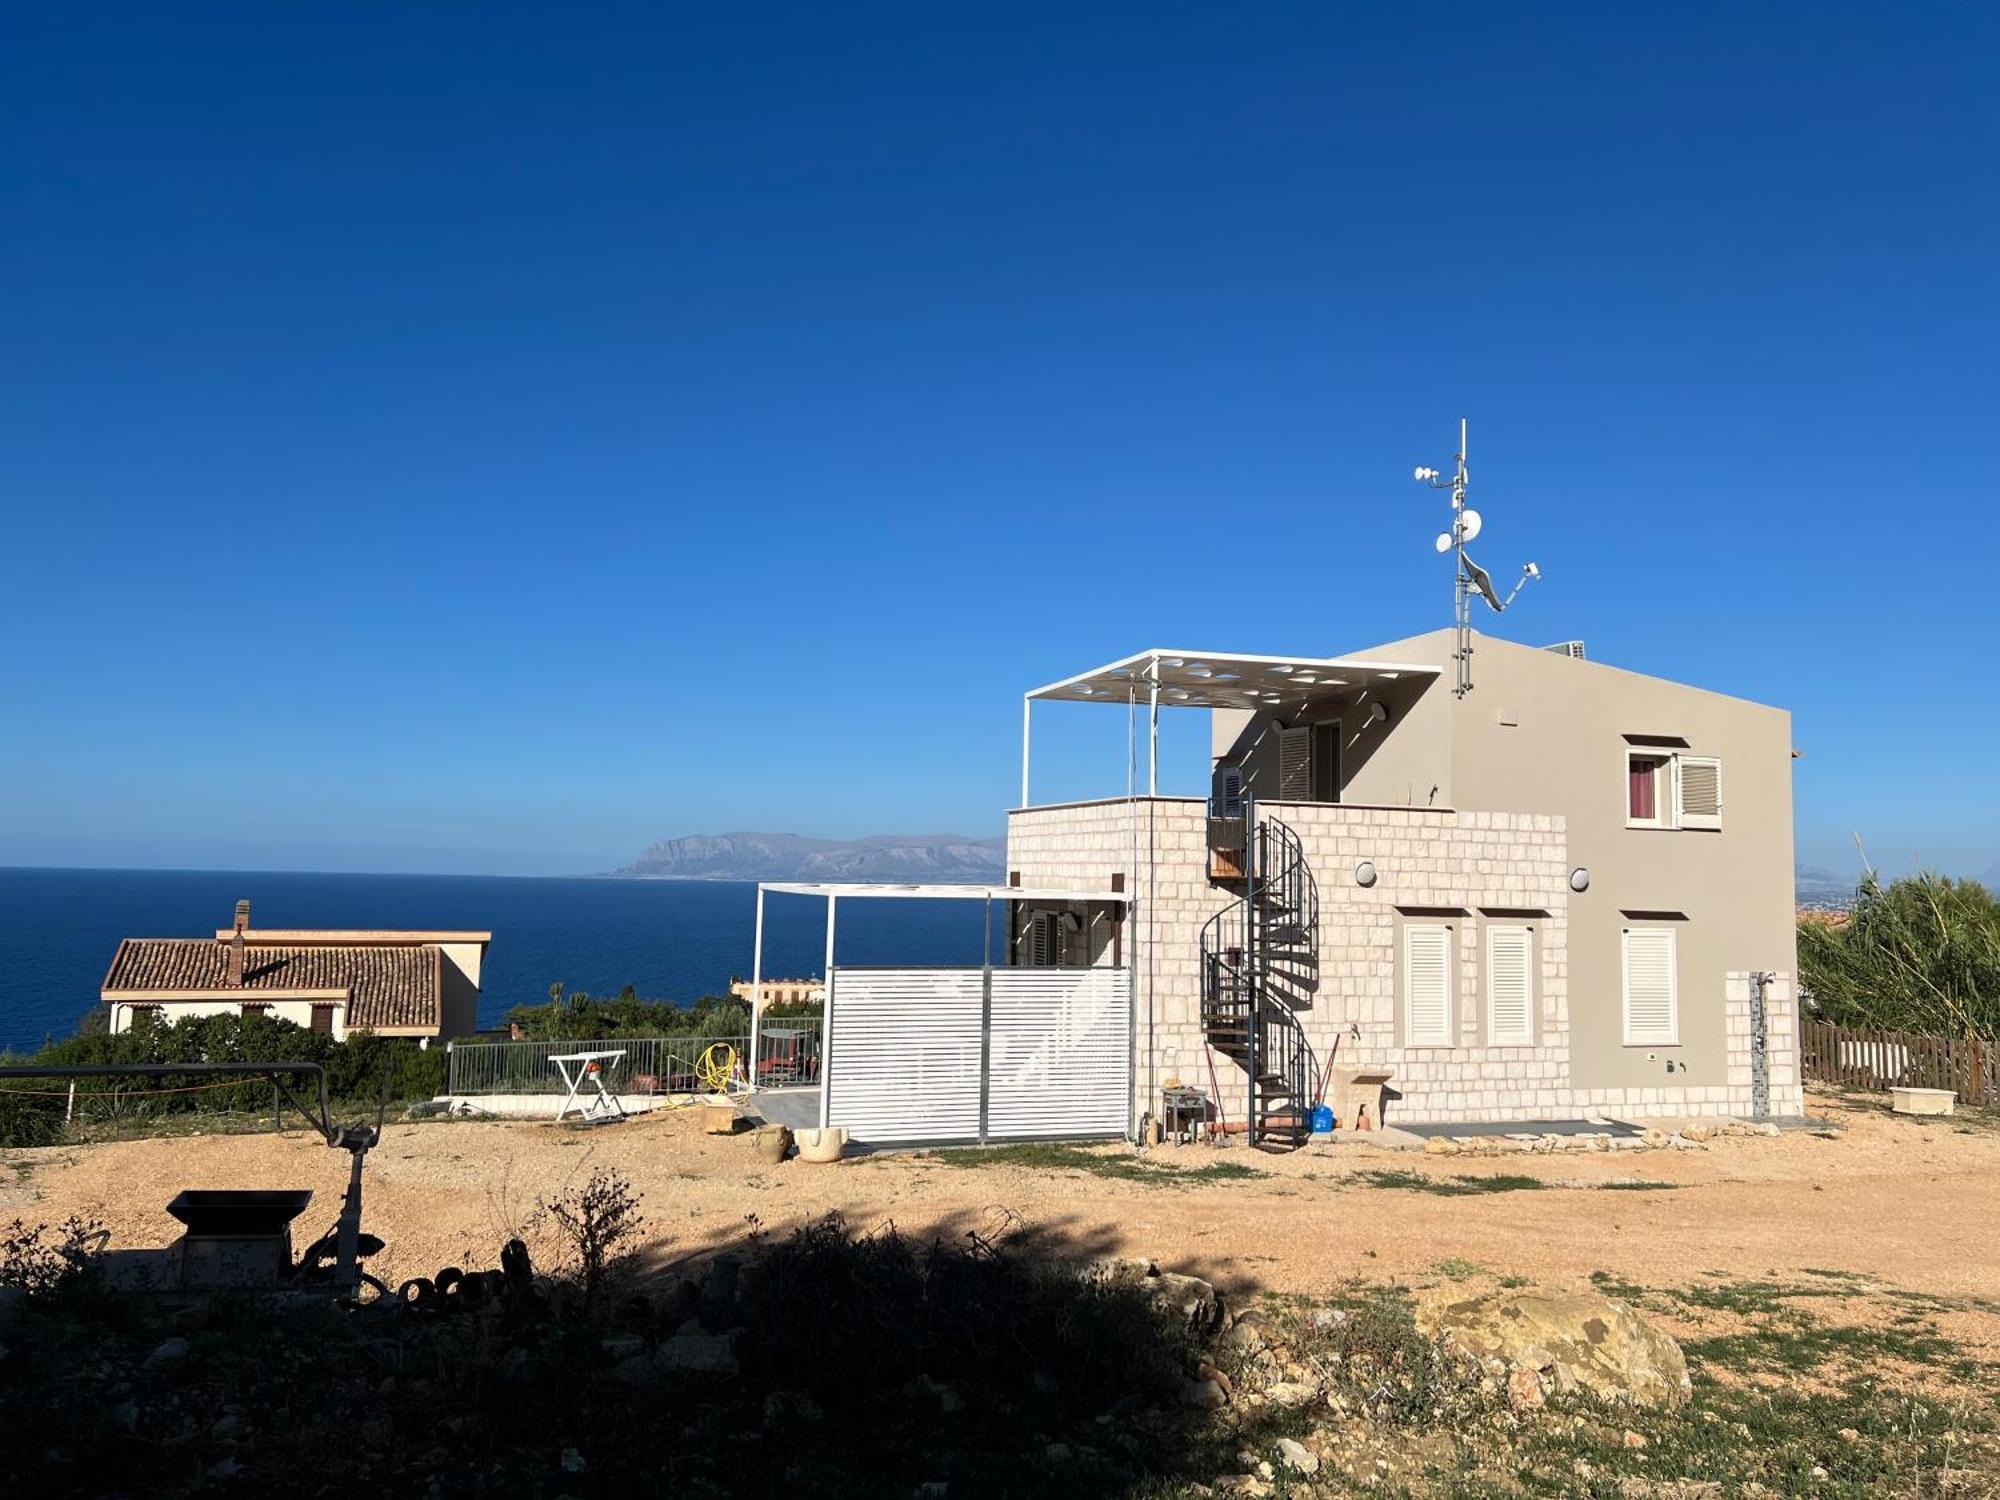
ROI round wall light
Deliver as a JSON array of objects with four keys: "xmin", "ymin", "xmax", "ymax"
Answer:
[
  {"xmin": 1569, "ymin": 867, "xmax": 1591, "ymax": 893},
  {"xmin": 1355, "ymin": 860, "xmax": 1377, "ymax": 888},
  {"xmin": 1367, "ymin": 701, "xmax": 1390, "ymax": 725}
]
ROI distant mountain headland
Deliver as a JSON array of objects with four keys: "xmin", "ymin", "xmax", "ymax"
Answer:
[{"xmin": 609, "ymin": 832, "xmax": 1007, "ymax": 883}]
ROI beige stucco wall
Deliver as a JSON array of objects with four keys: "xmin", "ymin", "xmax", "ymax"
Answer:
[
  {"xmin": 438, "ymin": 942, "xmax": 485, "ymax": 1039},
  {"xmin": 1369, "ymin": 629, "xmax": 1798, "ymax": 1095},
  {"xmin": 1195, "ymin": 628, "xmax": 1797, "ymax": 1104}
]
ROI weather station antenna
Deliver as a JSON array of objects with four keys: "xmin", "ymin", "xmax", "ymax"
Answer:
[{"xmin": 1414, "ymin": 419, "xmax": 1540, "ymax": 697}]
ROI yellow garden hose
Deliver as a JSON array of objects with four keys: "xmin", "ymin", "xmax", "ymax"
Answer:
[{"xmin": 697, "ymin": 1042, "xmax": 738, "ymax": 1093}]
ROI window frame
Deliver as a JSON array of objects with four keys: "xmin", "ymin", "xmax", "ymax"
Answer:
[
  {"xmin": 1620, "ymin": 926, "xmax": 1680, "ymax": 1047},
  {"xmin": 1625, "ymin": 750, "xmax": 1672, "ymax": 828},
  {"xmin": 1624, "ymin": 749, "xmax": 1725, "ymax": 832}
]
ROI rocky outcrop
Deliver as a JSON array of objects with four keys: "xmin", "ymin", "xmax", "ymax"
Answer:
[{"xmin": 1416, "ymin": 1290, "xmax": 1691, "ymax": 1408}]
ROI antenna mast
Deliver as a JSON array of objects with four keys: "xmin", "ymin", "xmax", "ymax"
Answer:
[{"xmin": 1413, "ymin": 420, "xmax": 1540, "ymax": 698}]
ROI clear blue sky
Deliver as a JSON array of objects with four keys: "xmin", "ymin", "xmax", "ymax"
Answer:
[{"xmin": 1, "ymin": 3, "xmax": 1993, "ymax": 880}]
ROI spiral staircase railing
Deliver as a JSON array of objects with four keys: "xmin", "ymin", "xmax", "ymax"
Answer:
[{"xmin": 1199, "ymin": 797, "xmax": 1318, "ymax": 1149}]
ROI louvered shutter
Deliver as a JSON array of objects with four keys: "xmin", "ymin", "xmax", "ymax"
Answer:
[
  {"xmin": 1676, "ymin": 756, "xmax": 1722, "ymax": 830},
  {"xmin": 1404, "ymin": 924, "xmax": 1452, "ymax": 1045},
  {"xmin": 1215, "ymin": 766, "xmax": 1245, "ymax": 818},
  {"xmin": 1278, "ymin": 727, "xmax": 1312, "ymax": 801},
  {"xmin": 1622, "ymin": 928, "xmax": 1678, "ymax": 1044},
  {"xmin": 1486, "ymin": 926, "xmax": 1533, "ymax": 1045}
]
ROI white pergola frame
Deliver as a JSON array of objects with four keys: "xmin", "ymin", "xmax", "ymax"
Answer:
[
  {"xmin": 1018, "ymin": 649, "xmax": 1441, "ymax": 807},
  {"xmin": 748, "ymin": 880, "xmax": 1129, "ymax": 1123}
]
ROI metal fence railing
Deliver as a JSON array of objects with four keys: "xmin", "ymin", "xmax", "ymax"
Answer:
[{"xmin": 446, "ymin": 1020, "xmax": 823, "ymax": 1097}]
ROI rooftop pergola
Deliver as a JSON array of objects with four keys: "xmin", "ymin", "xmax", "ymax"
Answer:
[{"xmin": 1020, "ymin": 649, "xmax": 1440, "ymax": 805}]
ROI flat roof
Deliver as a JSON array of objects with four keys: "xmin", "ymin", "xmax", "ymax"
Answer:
[
  {"xmin": 1026, "ymin": 649, "xmax": 1439, "ymax": 709},
  {"xmin": 759, "ymin": 882, "xmax": 1126, "ymax": 903}
]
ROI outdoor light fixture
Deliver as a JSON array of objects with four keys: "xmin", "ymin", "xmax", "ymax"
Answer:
[
  {"xmin": 1569, "ymin": 867, "xmax": 1591, "ymax": 892},
  {"xmin": 1368, "ymin": 701, "xmax": 1390, "ymax": 725},
  {"xmin": 1355, "ymin": 861, "xmax": 1377, "ymax": 888}
]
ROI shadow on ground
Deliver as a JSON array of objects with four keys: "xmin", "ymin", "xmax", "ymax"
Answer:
[{"xmin": 0, "ymin": 1204, "xmax": 1245, "ymax": 1499}]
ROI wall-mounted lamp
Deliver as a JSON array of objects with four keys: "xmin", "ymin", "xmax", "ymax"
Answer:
[
  {"xmin": 1367, "ymin": 701, "xmax": 1389, "ymax": 725},
  {"xmin": 1355, "ymin": 860, "xmax": 1377, "ymax": 888},
  {"xmin": 1569, "ymin": 867, "xmax": 1591, "ymax": 893}
]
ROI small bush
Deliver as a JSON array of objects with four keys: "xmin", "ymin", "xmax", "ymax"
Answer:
[
  {"xmin": 0, "ymin": 1089, "xmax": 64, "ymax": 1148},
  {"xmin": 532, "ymin": 1168, "xmax": 646, "ymax": 1307},
  {"xmin": 0, "ymin": 1214, "xmax": 107, "ymax": 1299}
]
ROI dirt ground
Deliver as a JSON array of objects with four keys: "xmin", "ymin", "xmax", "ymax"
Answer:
[{"xmin": 7, "ymin": 1088, "xmax": 1998, "ymax": 1352}]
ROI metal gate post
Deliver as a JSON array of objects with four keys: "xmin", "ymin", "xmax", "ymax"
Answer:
[{"xmin": 979, "ymin": 894, "xmax": 993, "ymax": 1144}]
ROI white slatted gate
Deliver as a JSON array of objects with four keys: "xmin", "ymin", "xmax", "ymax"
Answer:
[
  {"xmin": 822, "ymin": 966, "xmax": 1131, "ymax": 1147},
  {"xmin": 987, "ymin": 968, "xmax": 1131, "ymax": 1139}
]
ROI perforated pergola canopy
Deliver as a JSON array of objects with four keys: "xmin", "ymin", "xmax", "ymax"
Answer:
[{"xmin": 1025, "ymin": 649, "xmax": 1439, "ymax": 712}]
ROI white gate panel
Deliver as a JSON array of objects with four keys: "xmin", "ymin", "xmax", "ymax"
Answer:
[
  {"xmin": 824, "ymin": 968, "xmax": 984, "ymax": 1144},
  {"xmin": 986, "ymin": 968, "xmax": 1131, "ymax": 1139}
]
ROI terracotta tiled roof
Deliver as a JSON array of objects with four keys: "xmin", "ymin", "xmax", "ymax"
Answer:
[{"xmin": 102, "ymin": 939, "xmax": 444, "ymax": 1032}]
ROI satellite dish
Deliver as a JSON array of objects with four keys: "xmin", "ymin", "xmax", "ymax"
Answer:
[
  {"xmin": 1434, "ymin": 532, "xmax": 1452, "ymax": 554},
  {"xmin": 1463, "ymin": 554, "xmax": 1504, "ymax": 611},
  {"xmin": 1458, "ymin": 507, "xmax": 1483, "ymax": 543}
]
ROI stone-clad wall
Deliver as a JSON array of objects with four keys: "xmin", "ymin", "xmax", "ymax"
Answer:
[
  {"xmin": 1008, "ymin": 798, "xmax": 1574, "ymax": 1123},
  {"xmin": 1005, "ymin": 798, "xmax": 1802, "ymax": 1126}
]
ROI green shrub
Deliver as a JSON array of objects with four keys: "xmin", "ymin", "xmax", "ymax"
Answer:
[
  {"xmin": 1800, "ymin": 873, "xmax": 2000, "ymax": 1037},
  {"xmin": 3, "ymin": 1014, "xmax": 448, "ymax": 1133},
  {"xmin": 504, "ymin": 984, "xmax": 752, "ymax": 1040},
  {"xmin": 0, "ymin": 1089, "xmax": 64, "ymax": 1148}
]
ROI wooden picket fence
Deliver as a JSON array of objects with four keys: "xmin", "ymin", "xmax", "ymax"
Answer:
[{"xmin": 1799, "ymin": 1019, "xmax": 1995, "ymax": 1107}]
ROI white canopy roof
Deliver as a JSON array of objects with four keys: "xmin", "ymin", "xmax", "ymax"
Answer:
[
  {"xmin": 1025, "ymin": 649, "xmax": 1439, "ymax": 711},
  {"xmin": 759, "ymin": 882, "xmax": 1126, "ymax": 903}
]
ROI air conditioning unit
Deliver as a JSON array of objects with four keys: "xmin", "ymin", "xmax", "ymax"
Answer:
[{"xmin": 1542, "ymin": 640, "xmax": 1587, "ymax": 660}]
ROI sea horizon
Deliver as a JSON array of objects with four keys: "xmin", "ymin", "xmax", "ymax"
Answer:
[{"xmin": 0, "ymin": 865, "xmax": 988, "ymax": 1052}]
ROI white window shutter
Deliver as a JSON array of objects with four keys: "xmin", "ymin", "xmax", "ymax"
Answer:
[
  {"xmin": 1404, "ymin": 924, "xmax": 1452, "ymax": 1045},
  {"xmin": 1486, "ymin": 926, "xmax": 1533, "ymax": 1045},
  {"xmin": 1677, "ymin": 756, "xmax": 1722, "ymax": 829},
  {"xmin": 1277, "ymin": 727, "xmax": 1312, "ymax": 801},
  {"xmin": 1622, "ymin": 928, "xmax": 1678, "ymax": 1045}
]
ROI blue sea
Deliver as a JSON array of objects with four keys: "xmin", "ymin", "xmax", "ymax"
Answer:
[{"xmin": 0, "ymin": 867, "xmax": 989, "ymax": 1051}]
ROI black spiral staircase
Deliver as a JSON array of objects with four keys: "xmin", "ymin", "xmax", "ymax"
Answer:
[{"xmin": 1200, "ymin": 797, "xmax": 1319, "ymax": 1150}]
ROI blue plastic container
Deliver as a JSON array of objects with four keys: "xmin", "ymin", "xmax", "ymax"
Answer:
[{"xmin": 1310, "ymin": 1104, "xmax": 1335, "ymax": 1135}]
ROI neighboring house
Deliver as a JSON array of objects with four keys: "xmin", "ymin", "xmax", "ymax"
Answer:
[
  {"xmin": 1007, "ymin": 628, "xmax": 1804, "ymax": 1142},
  {"xmin": 101, "ymin": 901, "xmax": 491, "ymax": 1043},
  {"xmin": 730, "ymin": 977, "xmax": 824, "ymax": 1008}
]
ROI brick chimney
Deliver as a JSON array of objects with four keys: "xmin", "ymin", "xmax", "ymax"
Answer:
[{"xmin": 224, "ymin": 901, "xmax": 250, "ymax": 986}]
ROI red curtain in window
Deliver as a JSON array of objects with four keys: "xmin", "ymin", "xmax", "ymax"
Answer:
[{"xmin": 1629, "ymin": 760, "xmax": 1656, "ymax": 819}]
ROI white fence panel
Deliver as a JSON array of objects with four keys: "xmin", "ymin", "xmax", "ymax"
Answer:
[
  {"xmin": 986, "ymin": 968, "xmax": 1131, "ymax": 1139},
  {"xmin": 824, "ymin": 968, "xmax": 984, "ymax": 1144}
]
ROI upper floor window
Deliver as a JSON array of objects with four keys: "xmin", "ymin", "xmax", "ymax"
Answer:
[{"xmin": 1626, "ymin": 750, "xmax": 1723, "ymax": 831}]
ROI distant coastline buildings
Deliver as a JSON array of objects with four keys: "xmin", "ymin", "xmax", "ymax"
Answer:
[
  {"xmin": 101, "ymin": 900, "xmax": 490, "ymax": 1043},
  {"xmin": 730, "ymin": 976, "xmax": 824, "ymax": 1008}
]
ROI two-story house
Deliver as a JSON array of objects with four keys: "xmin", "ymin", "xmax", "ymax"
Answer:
[{"xmin": 1004, "ymin": 628, "xmax": 1802, "ymax": 1142}]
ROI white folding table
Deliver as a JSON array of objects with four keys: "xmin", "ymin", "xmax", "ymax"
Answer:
[{"xmin": 549, "ymin": 1049, "xmax": 627, "ymax": 1122}]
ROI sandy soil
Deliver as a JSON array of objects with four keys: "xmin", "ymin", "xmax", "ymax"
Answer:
[{"xmin": 7, "ymin": 1089, "xmax": 1997, "ymax": 1348}]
